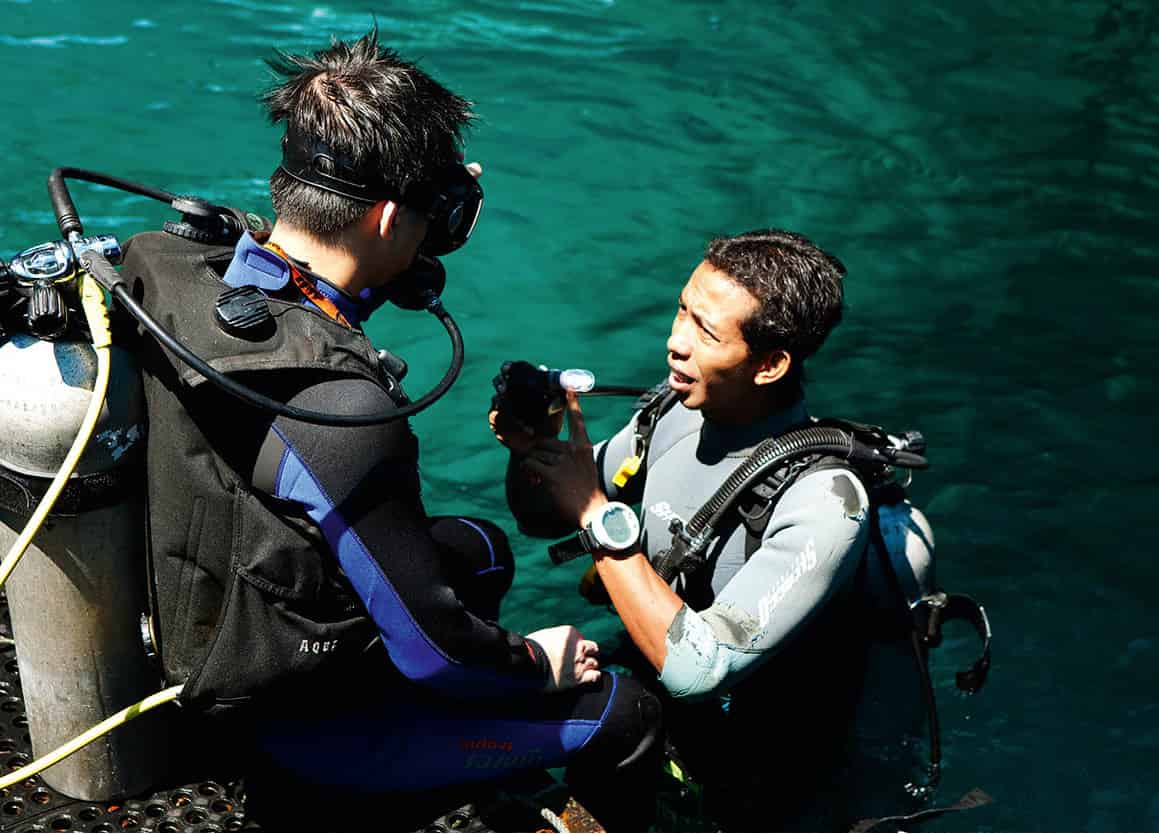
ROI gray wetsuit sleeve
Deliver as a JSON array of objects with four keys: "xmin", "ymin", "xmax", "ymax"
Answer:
[{"xmin": 658, "ymin": 468, "xmax": 870, "ymax": 698}]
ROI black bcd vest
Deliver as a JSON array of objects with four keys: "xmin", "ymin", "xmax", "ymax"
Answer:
[{"xmin": 121, "ymin": 231, "xmax": 402, "ymax": 712}]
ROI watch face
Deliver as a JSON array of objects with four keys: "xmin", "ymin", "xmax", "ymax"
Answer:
[{"xmin": 597, "ymin": 503, "xmax": 639, "ymax": 549}]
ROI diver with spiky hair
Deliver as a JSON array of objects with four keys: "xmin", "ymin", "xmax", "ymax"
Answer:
[{"xmin": 129, "ymin": 27, "xmax": 659, "ymax": 828}]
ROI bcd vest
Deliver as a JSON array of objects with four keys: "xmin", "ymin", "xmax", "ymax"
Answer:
[{"xmin": 121, "ymin": 231, "xmax": 399, "ymax": 711}]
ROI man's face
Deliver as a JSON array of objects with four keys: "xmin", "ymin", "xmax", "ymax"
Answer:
[{"xmin": 666, "ymin": 261, "xmax": 765, "ymax": 421}]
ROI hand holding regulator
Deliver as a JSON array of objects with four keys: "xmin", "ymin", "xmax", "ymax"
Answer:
[{"xmin": 491, "ymin": 359, "xmax": 647, "ymax": 431}]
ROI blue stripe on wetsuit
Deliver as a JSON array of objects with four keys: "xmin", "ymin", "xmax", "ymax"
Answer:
[
  {"xmin": 454, "ymin": 517, "xmax": 507, "ymax": 576},
  {"xmin": 270, "ymin": 425, "xmax": 546, "ymax": 696}
]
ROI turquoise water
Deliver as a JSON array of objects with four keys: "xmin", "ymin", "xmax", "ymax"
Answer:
[{"xmin": 2, "ymin": 1, "xmax": 1157, "ymax": 830}]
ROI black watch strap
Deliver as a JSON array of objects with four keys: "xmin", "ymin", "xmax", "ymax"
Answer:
[{"xmin": 548, "ymin": 528, "xmax": 598, "ymax": 565}]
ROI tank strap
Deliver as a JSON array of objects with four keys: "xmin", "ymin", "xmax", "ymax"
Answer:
[{"xmin": 0, "ymin": 466, "xmax": 139, "ymax": 518}]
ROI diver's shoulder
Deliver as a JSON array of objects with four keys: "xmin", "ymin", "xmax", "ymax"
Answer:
[{"xmin": 782, "ymin": 465, "xmax": 871, "ymax": 524}]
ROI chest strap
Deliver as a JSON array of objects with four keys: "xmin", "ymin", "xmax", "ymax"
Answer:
[{"xmin": 612, "ymin": 383, "xmax": 680, "ymax": 488}]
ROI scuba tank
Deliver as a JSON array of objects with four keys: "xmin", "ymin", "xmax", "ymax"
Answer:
[
  {"xmin": 875, "ymin": 499, "xmax": 935, "ymax": 600},
  {"xmin": 0, "ymin": 247, "xmax": 168, "ymax": 799}
]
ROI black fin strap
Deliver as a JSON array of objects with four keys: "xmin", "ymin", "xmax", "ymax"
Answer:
[{"xmin": 849, "ymin": 788, "xmax": 994, "ymax": 833}]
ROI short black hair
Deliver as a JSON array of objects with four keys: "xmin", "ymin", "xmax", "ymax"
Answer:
[
  {"xmin": 262, "ymin": 27, "xmax": 474, "ymax": 235},
  {"xmin": 704, "ymin": 229, "xmax": 846, "ymax": 373}
]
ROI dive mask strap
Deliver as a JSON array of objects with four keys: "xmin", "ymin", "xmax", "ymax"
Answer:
[
  {"xmin": 279, "ymin": 123, "xmax": 397, "ymax": 204},
  {"xmin": 278, "ymin": 124, "xmax": 483, "ymax": 255}
]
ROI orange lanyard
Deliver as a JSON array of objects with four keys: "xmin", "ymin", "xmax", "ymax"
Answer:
[{"xmin": 263, "ymin": 241, "xmax": 352, "ymax": 328}]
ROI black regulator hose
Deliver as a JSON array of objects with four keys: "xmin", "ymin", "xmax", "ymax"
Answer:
[
  {"xmin": 81, "ymin": 251, "xmax": 464, "ymax": 427},
  {"xmin": 584, "ymin": 385, "xmax": 649, "ymax": 398},
  {"xmin": 44, "ymin": 166, "xmax": 464, "ymax": 427},
  {"xmin": 49, "ymin": 168, "xmax": 178, "ymax": 238},
  {"xmin": 698, "ymin": 428, "xmax": 863, "ymax": 532},
  {"xmin": 652, "ymin": 426, "xmax": 929, "ymax": 583}
]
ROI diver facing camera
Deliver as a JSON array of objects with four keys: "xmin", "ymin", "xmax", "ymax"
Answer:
[{"xmin": 492, "ymin": 230, "xmax": 991, "ymax": 831}]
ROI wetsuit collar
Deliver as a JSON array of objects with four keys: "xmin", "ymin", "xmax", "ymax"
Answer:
[
  {"xmin": 699, "ymin": 398, "xmax": 810, "ymax": 458},
  {"xmin": 223, "ymin": 231, "xmax": 389, "ymax": 328}
]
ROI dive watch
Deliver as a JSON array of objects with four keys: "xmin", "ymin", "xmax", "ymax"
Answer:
[{"xmin": 548, "ymin": 501, "xmax": 641, "ymax": 565}]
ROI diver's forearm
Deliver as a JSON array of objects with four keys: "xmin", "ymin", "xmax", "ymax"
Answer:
[{"xmin": 593, "ymin": 550, "xmax": 682, "ymax": 672}]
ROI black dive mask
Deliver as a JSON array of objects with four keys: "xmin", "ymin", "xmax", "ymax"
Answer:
[{"xmin": 279, "ymin": 123, "xmax": 482, "ymax": 256}]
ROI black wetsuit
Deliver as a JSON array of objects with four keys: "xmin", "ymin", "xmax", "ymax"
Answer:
[{"xmin": 130, "ymin": 231, "xmax": 658, "ymax": 801}]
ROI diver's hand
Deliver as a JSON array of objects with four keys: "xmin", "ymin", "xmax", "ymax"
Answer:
[
  {"xmin": 465, "ymin": 161, "xmax": 483, "ymax": 178},
  {"xmin": 526, "ymin": 625, "xmax": 600, "ymax": 692},
  {"xmin": 522, "ymin": 392, "xmax": 608, "ymax": 527},
  {"xmin": 488, "ymin": 360, "xmax": 565, "ymax": 454},
  {"xmin": 489, "ymin": 402, "xmax": 564, "ymax": 455}
]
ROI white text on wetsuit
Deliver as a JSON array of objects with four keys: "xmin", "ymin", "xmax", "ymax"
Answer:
[{"xmin": 757, "ymin": 538, "xmax": 818, "ymax": 629}]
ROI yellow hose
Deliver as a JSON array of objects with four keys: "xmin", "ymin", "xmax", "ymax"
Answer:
[
  {"xmin": 0, "ymin": 268, "xmax": 182, "ymax": 790},
  {"xmin": 0, "ymin": 271, "xmax": 112, "ymax": 589},
  {"xmin": 0, "ymin": 685, "xmax": 182, "ymax": 790}
]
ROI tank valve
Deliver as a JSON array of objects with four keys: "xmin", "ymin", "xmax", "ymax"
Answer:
[{"xmin": 27, "ymin": 280, "xmax": 67, "ymax": 337}]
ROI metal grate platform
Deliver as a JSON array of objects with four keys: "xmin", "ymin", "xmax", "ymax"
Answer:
[{"xmin": 0, "ymin": 594, "xmax": 602, "ymax": 833}]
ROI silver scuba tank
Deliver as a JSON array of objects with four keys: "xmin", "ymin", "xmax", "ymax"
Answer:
[
  {"xmin": 874, "ymin": 498, "xmax": 935, "ymax": 606},
  {"xmin": 0, "ymin": 333, "xmax": 167, "ymax": 800},
  {"xmin": 854, "ymin": 499, "xmax": 936, "ymax": 766}
]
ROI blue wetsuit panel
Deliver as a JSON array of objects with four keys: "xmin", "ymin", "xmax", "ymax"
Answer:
[{"xmin": 258, "ymin": 378, "xmax": 547, "ymax": 698}]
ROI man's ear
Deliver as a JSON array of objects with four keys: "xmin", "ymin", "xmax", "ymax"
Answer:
[
  {"xmin": 375, "ymin": 200, "xmax": 401, "ymax": 239},
  {"xmin": 753, "ymin": 349, "xmax": 792, "ymax": 387}
]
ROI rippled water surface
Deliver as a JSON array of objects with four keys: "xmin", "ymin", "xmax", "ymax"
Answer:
[{"xmin": 2, "ymin": 1, "xmax": 1157, "ymax": 830}]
